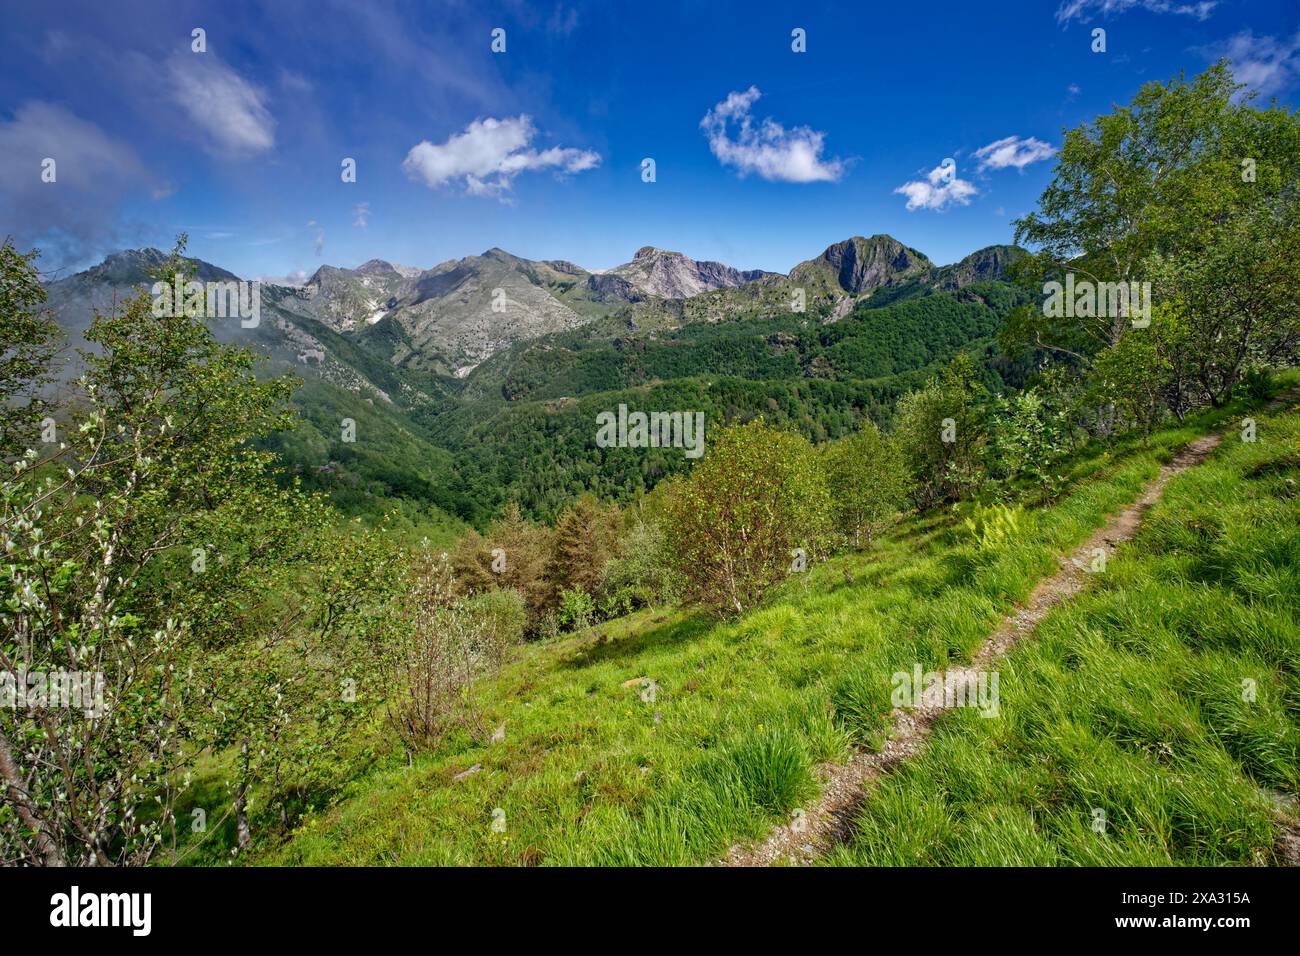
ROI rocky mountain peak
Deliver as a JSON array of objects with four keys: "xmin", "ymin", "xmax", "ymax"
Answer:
[
  {"xmin": 84, "ymin": 247, "xmax": 239, "ymax": 285},
  {"xmin": 304, "ymin": 265, "xmax": 339, "ymax": 287},
  {"xmin": 355, "ymin": 258, "xmax": 400, "ymax": 277},
  {"xmin": 931, "ymin": 244, "xmax": 1028, "ymax": 291},
  {"xmin": 610, "ymin": 246, "xmax": 771, "ymax": 299},
  {"xmin": 792, "ymin": 234, "xmax": 933, "ymax": 296},
  {"xmin": 101, "ymin": 247, "xmax": 168, "ymax": 269}
]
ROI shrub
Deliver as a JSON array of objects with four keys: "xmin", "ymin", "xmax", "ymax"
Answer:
[
  {"xmin": 893, "ymin": 354, "xmax": 988, "ymax": 508},
  {"xmin": 386, "ymin": 552, "xmax": 506, "ymax": 752},
  {"xmin": 556, "ymin": 586, "xmax": 596, "ymax": 632},
  {"xmin": 1241, "ymin": 366, "xmax": 1273, "ymax": 402},
  {"xmin": 595, "ymin": 494, "xmax": 683, "ymax": 615},
  {"xmin": 988, "ymin": 387, "xmax": 1072, "ymax": 503},
  {"xmin": 823, "ymin": 419, "xmax": 910, "ymax": 548},
  {"xmin": 665, "ymin": 420, "xmax": 830, "ymax": 616},
  {"xmin": 1088, "ymin": 329, "xmax": 1169, "ymax": 446},
  {"xmin": 460, "ymin": 589, "xmax": 527, "ymax": 666}
]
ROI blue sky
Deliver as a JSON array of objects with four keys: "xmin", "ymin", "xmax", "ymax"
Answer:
[{"xmin": 2, "ymin": 0, "xmax": 1297, "ymax": 280}]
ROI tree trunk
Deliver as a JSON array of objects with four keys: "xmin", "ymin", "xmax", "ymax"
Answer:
[
  {"xmin": 0, "ymin": 728, "xmax": 65, "ymax": 865},
  {"xmin": 235, "ymin": 740, "xmax": 252, "ymax": 850},
  {"xmin": 236, "ymin": 797, "xmax": 252, "ymax": 850}
]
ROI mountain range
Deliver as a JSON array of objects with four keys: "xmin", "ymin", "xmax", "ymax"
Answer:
[
  {"xmin": 40, "ymin": 233, "xmax": 1032, "ymax": 526},
  {"xmin": 45, "ymin": 234, "xmax": 1026, "ymax": 385}
]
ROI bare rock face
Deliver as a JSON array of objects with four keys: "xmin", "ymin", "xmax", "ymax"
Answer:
[
  {"xmin": 277, "ymin": 249, "xmax": 618, "ymax": 375},
  {"xmin": 299, "ymin": 263, "xmax": 413, "ymax": 332},
  {"xmin": 606, "ymin": 246, "xmax": 772, "ymax": 299},
  {"xmin": 385, "ymin": 249, "xmax": 597, "ymax": 374},
  {"xmin": 585, "ymin": 272, "xmax": 644, "ymax": 303},
  {"xmin": 790, "ymin": 235, "xmax": 933, "ymax": 295},
  {"xmin": 930, "ymin": 244, "xmax": 1027, "ymax": 290},
  {"xmin": 354, "ymin": 258, "xmax": 402, "ymax": 279}
]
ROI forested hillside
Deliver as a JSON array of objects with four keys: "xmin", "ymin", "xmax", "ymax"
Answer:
[{"xmin": 402, "ymin": 279, "xmax": 1034, "ymax": 519}]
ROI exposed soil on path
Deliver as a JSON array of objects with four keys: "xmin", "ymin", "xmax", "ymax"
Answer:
[{"xmin": 724, "ymin": 403, "xmax": 1298, "ymax": 867}]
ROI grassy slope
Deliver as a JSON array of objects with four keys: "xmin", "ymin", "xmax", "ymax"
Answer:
[
  {"xmin": 825, "ymin": 395, "xmax": 1300, "ymax": 866},
  {"xmin": 253, "ymin": 384, "xmax": 1294, "ymax": 867}
]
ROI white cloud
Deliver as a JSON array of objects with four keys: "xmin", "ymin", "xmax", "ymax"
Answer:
[
  {"xmin": 0, "ymin": 101, "xmax": 151, "ymax": 265},
  {"xmin": 700, "ymin": 87, "xmax": 844, "ymax": 183},
  {"xmin": 974, "ymin": 135, "xmax": 1057, "ymax": 172},
  {"xmin": 0, "ymin": 101, "xmax": 144, "ymax": 190},
  {"xmin": 279, "ymin": 69, "xmax": 314, "ymax": 94},
  {"xmin": 353, "ymin": 202, "xmax": 371, "ymax": 228},
  {"xmin": 402, "ymin": 115, "xmax": 599, "ymax": 198},
  {"xmin": 306, "ymin": 220, "xmax": 324, "ymax": 257},
  {"xmin": 1207, "ymin": 30, "xmax": 1300, "ymax": 99},
  {"xmin": 1055, "ymin": 0, "xmax": 1216, "ymax": 23},
  {"xmin": 258, "ymin": 269, "xmax": 310, "ymax": 287},
  {"xmin": 894, "ymin": 163, "xmax": 978, "ymax": 212},
  {"xmin": 167, "ymin": 52, "xmax": 275, "ymax": 156}
]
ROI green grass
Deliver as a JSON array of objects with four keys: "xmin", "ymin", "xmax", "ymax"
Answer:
[
  {"xmin": 185, "ymin": 380, "xmax": 1294, "ymax": 867},
  {"xmin": 824, "ymin": 394, "xmax": 1300, "ymax": 867}
]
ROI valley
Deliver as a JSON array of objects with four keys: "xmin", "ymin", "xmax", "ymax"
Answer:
[{"xmin": 41, "ymin": 233, "xmax": 1034, "ymax": 529}]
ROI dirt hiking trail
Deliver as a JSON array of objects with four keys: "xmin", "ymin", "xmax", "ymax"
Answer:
[{"xmin": 725, "ymin": 397, "xmax": 1300, "ymax": 867}]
